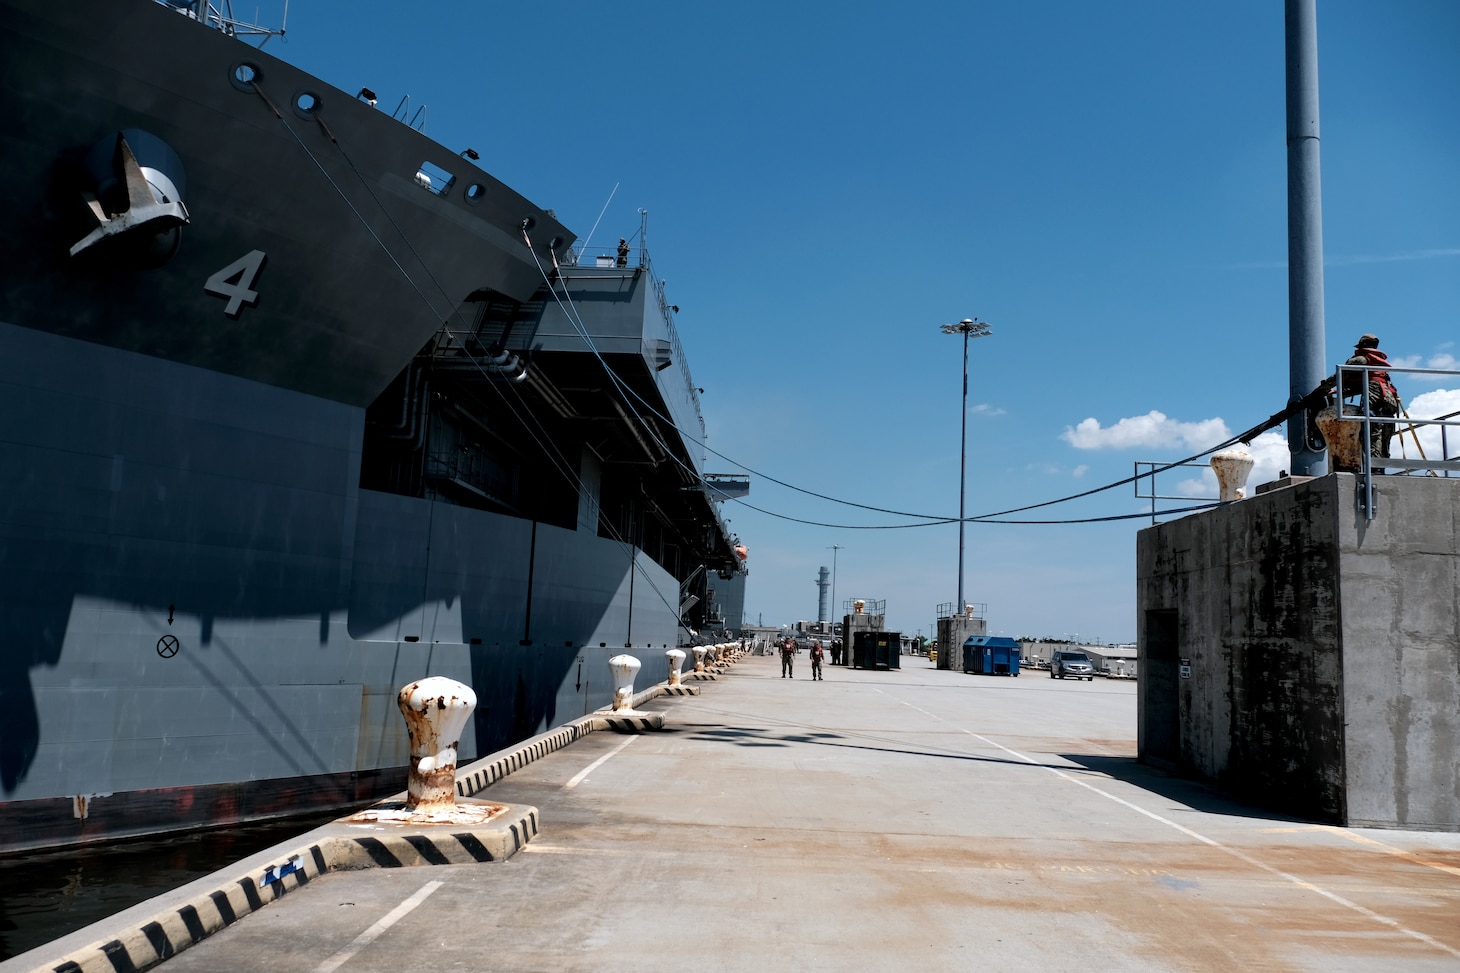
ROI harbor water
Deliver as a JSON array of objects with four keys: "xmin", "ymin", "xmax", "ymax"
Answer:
[{"xmin": 0, "ymin": 810, "xmax": 352, "ymax": 962}]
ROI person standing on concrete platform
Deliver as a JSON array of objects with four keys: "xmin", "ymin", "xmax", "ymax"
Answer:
[
  {"xmin": 809, "ymin": 640, "xmax": 825, "ymax": 681},
  {"xmin": 1344, "ymin": 334, "xmax": 1400, "ymax": 466},
  {"xmin": 831, "ymin": 638, "xmax": 843, "ymax": 666},
  {"xmin": 780, "ymin": 638, "xmax": 796, "ymax": 678}
]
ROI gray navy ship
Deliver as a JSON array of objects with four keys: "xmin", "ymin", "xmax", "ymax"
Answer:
[{"xmin": 0, "ymin": 0, "xmax": 747, "ymax": 854}]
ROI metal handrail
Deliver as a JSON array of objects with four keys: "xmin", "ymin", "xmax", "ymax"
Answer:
[
  {"xmin": 1332, "ymin": 363, "xmax": 1460, "ymax": 519},
  {"xmin": 935, "ymin": 601, "xmax": 982, "ymax": 620},
  {"xmin": 1134, "ymin": 460, "xmax": 1219, "ymax": 525}
]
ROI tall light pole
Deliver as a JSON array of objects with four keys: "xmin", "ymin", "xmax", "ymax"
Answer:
[
  {"xmin": 940, "ymin": 318, "xmax": 993, "ymax": 614},
  {"xmin": 828, "ymin": 544, "xmax": 842, "ymax": 632}
]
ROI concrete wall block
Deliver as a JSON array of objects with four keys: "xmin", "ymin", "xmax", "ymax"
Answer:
[
  {"xmin": 1338, "ymin": 476, "xmax": 1460, "ymax": 829},
  {"xmin": 1344, "ymin": 649, "xmax": 1460, "ymax": 829},
  {"xmin": 1346, "ymin": 475, "xmax": 1460, "ymax": 556},
  {"xmin": 1396, "ymin": 556, "xmax": 1459, "ymax": 640},
  {"xmin": 1140, "ymin": 474, "xmax": 1460, "ymax": 828},
  {"xmin": 1228, "ymin": 639, "xmax": 1345, "ymax": 816},
  {"xmin": 1138, "ymin": 477, "xmax": 1347, "ymax": 821}
]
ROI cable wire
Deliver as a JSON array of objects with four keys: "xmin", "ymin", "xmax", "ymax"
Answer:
[{"xmin": 521, "ymin": 232, "xmax": 1253, "ymax": 529}]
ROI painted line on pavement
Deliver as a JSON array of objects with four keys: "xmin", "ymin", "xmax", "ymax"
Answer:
[
  {"xmin": 1318, "ymin": 825, "xmax": 1460, "ymax": 880},
  {"xmin": 883, "ymin": 690, "xmax": 1460, "ymax": 961},
  {"xmin": 311, "ymin": 880, "xmax": 443, "ymax": 973},
  {"xmin": 565, "ymin": 735, "xmax": 638, "ymax": 789},
  {"xmin": 1260, "ymin": 824, "xmax": 1460, "ymax": 881}
]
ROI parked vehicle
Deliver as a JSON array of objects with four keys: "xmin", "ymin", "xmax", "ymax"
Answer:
[{"xmin": 1051, "ymin": 650, "xmax": 1095, "ymax": 680}]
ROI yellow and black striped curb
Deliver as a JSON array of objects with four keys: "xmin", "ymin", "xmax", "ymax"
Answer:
[
  {"xmin": 587, "ymin": 713, "xmax": 665, "ymax": 732},
  {"xmin": 457, "ymin": 721, "xmax": 591, "ymax": 798},
  {"xmin": 41, "ymin": 804, "xmax": 539, "ymax": 973},
  {"xmin": 455, "ymin": 678, "xmax": 705, "ymax": 798},
  {"xmin": 35, "ymin": 674, "xmax": 721, "ymax": 972}
]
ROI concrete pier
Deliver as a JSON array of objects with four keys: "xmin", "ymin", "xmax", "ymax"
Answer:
[{"xmin": 7, "ymin": 654, "xmax": 1459, "ymax": 972}]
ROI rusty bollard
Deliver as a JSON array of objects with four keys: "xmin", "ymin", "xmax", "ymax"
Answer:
[
  {"xmin": 398, "ymin": 676, "xmax": 476, "ymax": 810},
  {"xmin": 666, "ymin": 648, "xmax": 686, "ymax": 686},
  {"xmin": 1211, "ymin": 449, "xmax": 1255, "ymax": 501},
  {"xmin": 692, "ymin": 646, "xmax": 707, "ymax": 672},
  {"xmin": 609, "ymin": 654, "xmax": 641, "ymax": 712}
]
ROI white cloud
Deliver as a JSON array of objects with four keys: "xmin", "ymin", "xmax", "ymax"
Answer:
[
  {"xmin": 1389, "ymin": 352, "xmax": 1458, "ymax": 383},
  {"xmin": 1327, "ymin": 248, "xmax": 1460, "ymax": 266},
  {"xmin": 1408, "ymin": 388, "xmax": 1460, "ymax": 418},
  {"xmin": 1171, "ymin": 431, "xmax": 1291, "ymax": 498},
  {"xmin": 1062, "ymin": 411, "xmax": 1231, "ymax": 451},
  {"xmin": 1230, "ymin": 248, "xmax": 1460, "ymax": 271},
  {"xmin": 1247, "ymin": 431, "xmax": 1296, "ymax": 485},
  {"xmin": 1398, "ymin": 388, "xmax": 1460, "ymax": 461},
  {"xmin": 1072, "ymin": 464, "xmax": 1089, "ymax": 479},
  {"xmin": 970, "ymin": 403, "xmax": 1006, "ymax": 416}
]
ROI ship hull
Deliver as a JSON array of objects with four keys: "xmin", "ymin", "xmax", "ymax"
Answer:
[
  {"xmin": 0, "ymin": 320, "xmax": 679, "ymax": 852},
  {"xmin": 0, "ymin": 0, "xmax": 738, "ymax": 854}
]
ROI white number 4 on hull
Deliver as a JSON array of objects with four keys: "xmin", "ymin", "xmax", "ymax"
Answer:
[{"xmin": 204, "ymin": 250, "xmax": 266, "ymax": 317}]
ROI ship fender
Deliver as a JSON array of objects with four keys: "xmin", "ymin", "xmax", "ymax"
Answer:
[{"xmin": 70, "ymin": 129, "xmax": 190, "ymax": 265}]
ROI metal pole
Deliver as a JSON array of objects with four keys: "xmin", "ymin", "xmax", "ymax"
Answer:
[
  {"xmin": 829, "ymin": 544, "xmax": 841, "ymax": 630},
  {"xmin": 941, "ymin": 318, "xmax": 990, "ymax": 610},
  {"xmin": 1285, "ymin": 0, "xmax": 1327, "ymax": 475},
  {"xmin": 958, "ymin": 329, "xmax": 969, "ymax": 611}
]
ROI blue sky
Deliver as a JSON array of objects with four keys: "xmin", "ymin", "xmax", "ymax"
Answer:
[{"xmin": 270, "ymin": 1, "xmax": 1459, "ymax": 643}]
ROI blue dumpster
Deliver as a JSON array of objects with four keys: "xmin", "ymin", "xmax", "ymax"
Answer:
[{"xmin": 961, "ymin": 636, "xmax": 1021, "ymax": 676}]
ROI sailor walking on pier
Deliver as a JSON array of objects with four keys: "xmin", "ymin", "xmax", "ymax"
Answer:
[{"xmin": 780, "ymin": 638, "xmax": 796, "ymax": 678}]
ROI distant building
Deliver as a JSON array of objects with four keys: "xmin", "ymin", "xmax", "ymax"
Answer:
[
  {"xmin": 1017, "ymin": 640, "xmax": 1137, "ymax": 678},
  {"xmin": 1085, "ymin": 644, "xmax": 1138, "ymax": 677}
]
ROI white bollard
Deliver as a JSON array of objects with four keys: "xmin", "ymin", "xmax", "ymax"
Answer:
[
  {"xmin": 693, "ymin": 646, "xmax": 707, "ymax": 672},
  {"xmin": 397, "ymin": 676, "xmax": 476, "ymax": 810},
  {"xmin": 609, "ymin": 654, "xmax": 641, "ymax": 711},
  {"xmin": 666, "ymin": 648, "xmax": 686, "ymax": 686},
  {"xmin": 1210, "ymin": 449, "xmax": 1256, "ymax": 501}
]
